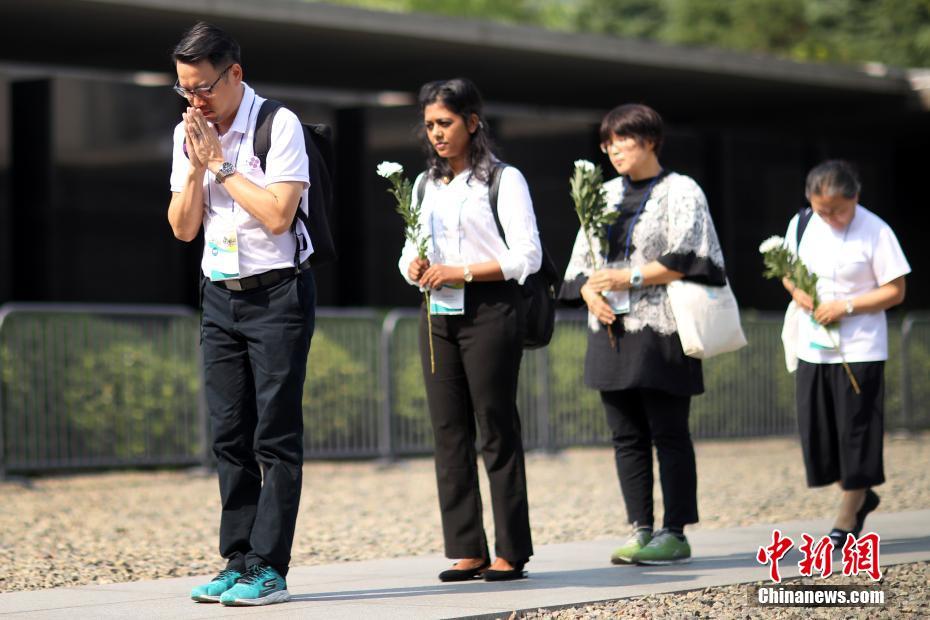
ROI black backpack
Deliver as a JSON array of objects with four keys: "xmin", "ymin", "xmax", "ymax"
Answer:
[
  {"xmin": 417, "ymin": 163, "xmax": 560, "ymax": 349},
  {"xmin": 254, "ymin": 99, "xmax": 337, "ymax": 266}
]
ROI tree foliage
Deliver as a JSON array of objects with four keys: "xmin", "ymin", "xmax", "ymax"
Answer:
[{"xmin": 310, "ymin": 0, "xmax": 930, "ymax": 68}]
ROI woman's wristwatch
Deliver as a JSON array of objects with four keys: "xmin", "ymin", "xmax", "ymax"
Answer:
[
  {"xmin": 845, "ymin": 299, "xmax": 855, "ymax": 315},
  {"xmin": 463, "ymin": 265, "xmax": 474, "ymax": 283},
  {"xmin": 629, "ymin": 267, "xmax": 644, "ymax": 289}
]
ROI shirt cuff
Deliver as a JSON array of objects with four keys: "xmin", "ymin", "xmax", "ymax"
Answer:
[
  {"xmin": 658, "ymin": 252, "xmax": 726, "ymax": 285},
  {"xmin": 264, "ymin": 175, "xmax": 310, "ymax": 189},
  {"xmin": 558, "ymin": 275, "xmax": 587, "ymax": 308},
  {"xmin": 498, "ymin": 254, "xmax": 529, "ymax": 285}
]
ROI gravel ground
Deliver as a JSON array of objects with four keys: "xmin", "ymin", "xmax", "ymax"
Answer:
[
  {"xmin": 1, "ymin": 433, "xmax": 928, "ymax": 617},
  {"xmin": 519, "ymin": 561, "xmax": 930, "ymax": 619}
]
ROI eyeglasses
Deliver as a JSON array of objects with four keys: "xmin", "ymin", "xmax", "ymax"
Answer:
[
  {"xmin": 173, "ymin": 65, "xmax": 232, "ymax": 100},
  {"xmin": 600, "ymin": 136, "xmax": 639, "ymax": 155}
]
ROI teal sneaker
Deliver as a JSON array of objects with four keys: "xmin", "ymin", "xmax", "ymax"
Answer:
[
  {"xmin": 220, "ymin": 564, "xmax": 291, "ymax": 606},
  {"xmin": 190, "ymin": 568, "xmax": 241, "ymax": 603},
  {"xmin": 632, "ymin": 529, "xmax": 691, "ymax": 565},
  {"xmin": 610, "ymin": 529, "xmax": 652, "ymax": 565}
]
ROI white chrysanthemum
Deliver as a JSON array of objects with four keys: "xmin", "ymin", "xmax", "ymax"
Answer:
[
  {"xmin": 574, "ymin": 159, "xmax": 596, "ymax": 173},
  {"xmin": 758, "ymin": 236, "xmax": 785, "ymax": 254},
  {"xmin": 376, "ymin": 161, "xmax": 403, "ymax": 178}
]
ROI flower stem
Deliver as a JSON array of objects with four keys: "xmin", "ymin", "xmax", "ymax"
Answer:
[
  {"xmin": 424, "ymin": 291, "xmax": 435, "ymax": 374},
  {"xmin": 583, "ymin": 245, "xmax": 617, "ymax": 348},
  {"xmin": 827, "ymin": 328, "xmax": 861, "ymax": 394}
]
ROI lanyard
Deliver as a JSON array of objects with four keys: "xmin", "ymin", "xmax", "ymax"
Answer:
[
  {"xmin": 428, "ymin": 186, "xmax": 467, "ymax": 261},
  {"xmin": 206, "ymin": 97, "xmax": 255, "ymax": 216},
  {"xmin": 830, "ymin": 216, "xmax": 852, "ymax": 300},
  {"xmin": 609, "ymin": 173, "xmax": 661, "ymax": 261}
]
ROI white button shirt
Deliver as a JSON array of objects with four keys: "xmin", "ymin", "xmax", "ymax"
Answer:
[
  {"xmin": 170, "ymin": 83, "xmax": 312, "ymax": 278},
  {"xmin": 786, "ymin": 205, "xmax": 910, "ymax": 363},
  {"xmin": 397, "ymin": 166, "xmax": 543, "ymax": 286}
]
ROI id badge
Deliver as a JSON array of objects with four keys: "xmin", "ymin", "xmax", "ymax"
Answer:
[
  {"xmin": 808, "ymin": 315, "xmax": 840, "ymax": 350},
  {"xmin": 206, "ymin": 221, "xmax": 240, "ymax": 281},
  {"xmin": 429, "ymin": 283, "xmax": 465, "ymax": 315},
  {"xmin": 602, "ymin": 260, "xmax": 631, "ymax": 315}
]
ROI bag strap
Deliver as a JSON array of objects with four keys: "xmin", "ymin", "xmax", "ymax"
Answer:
[
  {"xmin": 254, "ymin": 99, "xmax": 308, "ymax": 270},
  {"xmin": 796, "ymin": 206, "xmax": 813, "ymax": 248},
  {"xmin": 415, "ymin": 172, "xmax": 426, "ymax": 211},
  {"xmin": 254, "ymin": 99, "xmax": 281, "ymax": 174},
  {"xmin": 487, "ymin": 162, "xmax": 508, "ymax": 247}
]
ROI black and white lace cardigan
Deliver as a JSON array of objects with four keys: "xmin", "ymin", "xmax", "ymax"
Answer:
[{"xmin": 562, "ymin": 172, "xmax": 727, "ymax": 334}]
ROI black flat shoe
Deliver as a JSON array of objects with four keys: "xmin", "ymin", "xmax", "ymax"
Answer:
[
  {"xmin": 854, "ymin": 489, "xmax": 881, "ymax": 537},
  {"xmin": 483, "ymin": 562, "xmax": 527, "ymax": 582},
  {"xmin": 438, "ymin": 562, "xmax": 489, "ymax": 582},
  {"xmin": 829, "ymin": 528, "xmax": 852, "ymax": 548}
]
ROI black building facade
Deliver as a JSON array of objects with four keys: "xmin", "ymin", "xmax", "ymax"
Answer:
[{"xmin": 1, "ymin": 0, "xmax": 926, "ymax": 311}]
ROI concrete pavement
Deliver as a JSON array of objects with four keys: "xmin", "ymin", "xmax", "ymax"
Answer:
[{"xmin": 1, "ymin": 510, "xmax": 927, "ymax": 619}]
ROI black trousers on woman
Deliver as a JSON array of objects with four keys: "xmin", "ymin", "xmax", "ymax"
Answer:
[
  {"xmin": 796, "ymin": 360, "xmax": 885, "ymax": 490},
  {"xmin": 600, "ymin": 388, "xmax": 699, "ymax": 529},
  {"xmin": 419, "ymin": 280, "xmax": 533, "ymax": 564}
]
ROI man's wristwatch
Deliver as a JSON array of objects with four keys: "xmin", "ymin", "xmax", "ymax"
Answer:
[
  {"xmin": 629, "ymin": 267, "xmax": 644, "ymax": 289},
  {"xmin": 463, "ymin": 265, "xmax": 474, "ymax": 283},
  {"xmin": 214, "ymin": 161, "xmax": 236, "ymax": 184},
  {"xmin": 845, "ymin": 299, "xmax": 855, "ymax": 315}
]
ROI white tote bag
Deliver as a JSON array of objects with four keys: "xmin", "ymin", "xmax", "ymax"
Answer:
[
  {"xmin": 666, "ymin": 279, "xmax": 747, "ymax": 359},
  {"xmin": 781, "ymin": 300, "xmax": 800, "ymax": 373}
]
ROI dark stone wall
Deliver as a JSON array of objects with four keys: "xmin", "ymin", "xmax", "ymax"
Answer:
[{"xmin": 1, "ymin": 75, "xmax": 926, "ymax": 312}]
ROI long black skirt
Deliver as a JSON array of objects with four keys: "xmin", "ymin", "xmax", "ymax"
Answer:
[{"xmin": 796, "ymin": 360, "xmax": 885, "ymax": 490}]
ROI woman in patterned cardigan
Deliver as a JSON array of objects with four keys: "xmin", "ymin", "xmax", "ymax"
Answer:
[{"xmin": 560, "ymin": 104, "xmax": 727, "ymax": 566}]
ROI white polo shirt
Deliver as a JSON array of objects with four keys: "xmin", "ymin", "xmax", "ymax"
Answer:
[
  {"xmin": 170, "ymin": 83, "xmax": 312, "ymax": 278},
  {"xmin": 785, "ymin": 205, "xmax": 910, "ymax": 363},
  {"xmin": 397, "ymin": 166, "xmax": 542, "ymax": 286}
]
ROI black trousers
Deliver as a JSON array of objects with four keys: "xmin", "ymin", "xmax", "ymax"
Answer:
[
  {"xmin": 201, "ymin": 269, "xmax": 316, "ymax": 576},
  {"xmin": 796, "ymin": 360, "xmax": 885, "ymax": 490},
  {"xmin": 600, "ymin": 388, "xmax": 698, "ymax": 529},
  {"xmin": 419, "ymin": 280, "xmax": 533, "ymax": 564}
]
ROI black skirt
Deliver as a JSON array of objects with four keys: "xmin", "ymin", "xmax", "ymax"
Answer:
[
  {"xmin": 584, "ymin": 323, "xmax": 704, "ymax": 396},
  {"xmin": 796, "ymin": 360, "xmax": 885, "ymax": 489}
]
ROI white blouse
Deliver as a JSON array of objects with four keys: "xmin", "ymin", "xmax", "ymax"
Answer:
[
  {"xmin": 786, "ymin": 205, "xmax": 910, "ymax": 363},
  {"xmin": 397, "ymin": 166, "xmax": 542, "ymax": 286}
]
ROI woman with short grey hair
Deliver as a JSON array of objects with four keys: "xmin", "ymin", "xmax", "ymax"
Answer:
[{"xmin": 781, "ymin": 160, "xmax": 910, "ymax": 547}]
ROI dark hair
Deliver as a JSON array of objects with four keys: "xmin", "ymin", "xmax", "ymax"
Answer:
[
  {"xmin": 171, "ymin": 22, "xmax": 241, "ymax": 68},
  {"xmin": 417, "ymin": 78, "xmax": 495, "ymax": 183},
  {"xmin": 805, "ymin": 160, "xmax": 861, "ymax": 199},
  {"xmin": 599, "ymin": 103, "xmax": 664, "ymax": 155}
]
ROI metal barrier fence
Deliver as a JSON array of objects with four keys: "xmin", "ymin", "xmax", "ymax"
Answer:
[
  {"xmin": 1, "ymin": 304, "xmax": 927, "ymax": 476},
  {"xmin": 0, "ymin": 303, "xmax": 204, "ymax": 478}
]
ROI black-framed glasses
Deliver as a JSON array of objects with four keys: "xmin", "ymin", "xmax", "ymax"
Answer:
[{"xmin": 173, "ymin": 65, "xmax": 232, "ymax": 100}]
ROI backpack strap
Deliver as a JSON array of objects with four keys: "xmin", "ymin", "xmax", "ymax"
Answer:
[
  {"xmin": 254, "ymin": 100, "xmax": 281, "ymax": 174},
  {"xmin": 415, "ymin": 172, "xmax": 427, "ymax": 210},
  {"xmin": 487, "ymin": 162, "xmax": 508, "ymax": 247},
  {"xmin": 254, "ymin": 99, "xmax": 309, "ymax": 271},
  {"xmin": 796, "ymin": 206, "xmax": 813, "ymax": 248}
]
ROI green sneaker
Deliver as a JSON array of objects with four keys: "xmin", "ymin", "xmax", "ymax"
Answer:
[
  {"xmin": 220, "ymin": 564, "xmax": 291, "ymax": 606},
  {"xmin": 190, "ymin": 568, "xmax": 241, "ymax": 603},
  {"xmin": 632, "ymin": 529, "xmax": 691, "ymax": 565},
  {"xmin": 610, "ymin": 529, "xmax": 652, "ymax": 565}
]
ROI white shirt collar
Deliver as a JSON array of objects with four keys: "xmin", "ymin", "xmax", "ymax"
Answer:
[{"xmin": 226, "ymin": 83, "xmax": 256, "ymax": 136}]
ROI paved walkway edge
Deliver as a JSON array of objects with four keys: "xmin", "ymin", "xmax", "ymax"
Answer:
[{"xmin": 1, "ymin": 510, "xmax": 927, "ymax": 619}]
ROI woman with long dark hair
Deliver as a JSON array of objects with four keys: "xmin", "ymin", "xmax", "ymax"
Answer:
[{"xmin": 397, "ymin": 78, "xmax": 542, "ymax": 582}]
